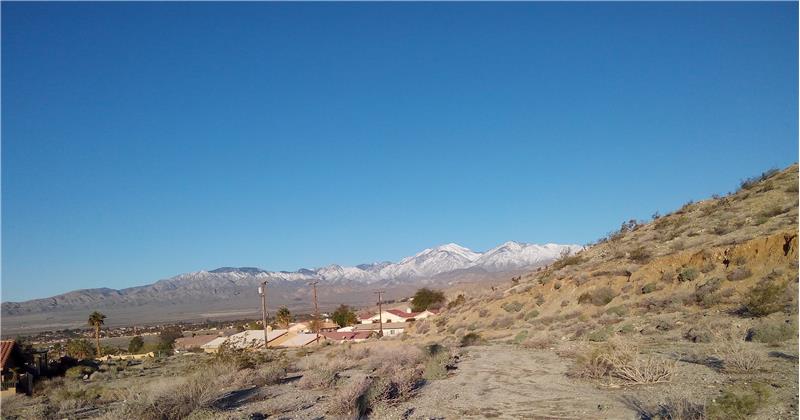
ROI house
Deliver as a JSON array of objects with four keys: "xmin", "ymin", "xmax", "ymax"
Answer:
[
  {"xmin": 225, "ymin": 329, "xmax": 289, "ymax": 350},
  {"xmin": 174, "ymin": 335, "xmax": 220, "ymax": 352},
  {"xmin": 272, "ymin": 333, "xmax": 322, "ymax": 348},
  {"xmin": 358, "ymin": 307, "xmax": 436, "ymax": 324},
  {"xmin": 352, "ymin": 322, "xmax": 408, "ymax": 336},
  {"xmin": 321, "ymin": 331, "xmax": 376, "ymax": 342},
  {"xmin": 201, "ymin": 337, "xmax": 229, "ymax": 354},
  {"xmin": 1, "ymin": 340, "xmax": 48, "ymax": 396},
  {"xmin": 288, "ymin": 320, "xmax": 339, "ymax": 333}
]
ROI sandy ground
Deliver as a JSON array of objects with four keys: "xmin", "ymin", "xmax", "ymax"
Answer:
[{"xmin": 379, "ymin": 344, "xmax": 636, "ymax": 420}]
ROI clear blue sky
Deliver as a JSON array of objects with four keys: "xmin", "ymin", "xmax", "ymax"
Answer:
[{"xmin": 2, "ymin": 2, "xmax": 797, "ymax": 301}]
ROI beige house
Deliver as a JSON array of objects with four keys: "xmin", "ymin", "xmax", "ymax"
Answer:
[{"xmin": 352, "ymin": 322, "xmax": 407, "ymax": 336}]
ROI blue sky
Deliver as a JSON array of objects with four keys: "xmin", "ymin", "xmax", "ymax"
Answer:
[{"xmin": 2, "ymin": 2, "xmax": 797, "ymax": 301}]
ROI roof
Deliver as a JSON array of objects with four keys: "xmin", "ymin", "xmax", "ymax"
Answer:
[
  {"xmin": 357, "ymin": 311, "xmax": 376, "ymax": 319},
  {"xmin": 174, "ymin": 335, "xmax": 219, "ymax": 350},
  {"xmin": 201, "ymin": 337, "xmax": 228, "ymax": 349},
  {"xmin": 275, "ymin": 333, "xmax": 320, "ymax": 348},
  {"xmin": 225, "ymin": 329, "xmax": 288, "ymax": 349},
  {"xmin": 353, "ymin": 322, "xmax": 408, "ymax": 331},
  {"xmin": 386, "ymin": 309, "xmax": 421, "ymax": 318},
  {"xmin": 0, "ymin": 340, "xmax": 17, "ymax": 370},
  {"xmin": 321, "ymin": 331, "xmax": 375, "ymax": 341}
]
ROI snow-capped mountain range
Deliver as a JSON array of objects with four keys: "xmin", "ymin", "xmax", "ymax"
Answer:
[
  {"xmin": 1, "ymin": 241, "xmax": 581, "ymax": 330},
  {"xmin": 201, "ymin": 241, "xmax": 581, "ymax": 284}
]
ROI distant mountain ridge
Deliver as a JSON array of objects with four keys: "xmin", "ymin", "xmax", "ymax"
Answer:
[{"xmin": 1, "ymin": 241, "xmax": 581, "ymax": 328}]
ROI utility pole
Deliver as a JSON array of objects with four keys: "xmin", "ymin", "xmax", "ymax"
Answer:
[
  {"xmin": 374, "ymin": 290, "xmax": 385, "ymax": 337},
  {"xmin": 259, "ymin": 280, "xmax": 269, "ymax": 350},
  {"xmin": 309, "ymin": 281, "xmax": 320, "ymax": 343}
]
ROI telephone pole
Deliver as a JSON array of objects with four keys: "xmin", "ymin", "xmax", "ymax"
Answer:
[
  {"xmin": 259, "ymin": 280, "xmax": 269, "ymax": 350},
  {"xmin": 374, "ymin": 290, "xmax": 385, "ymax": 337},
  {"xmin": 309, "ymin": 281, "xmax": 320, "ymax": 343}
]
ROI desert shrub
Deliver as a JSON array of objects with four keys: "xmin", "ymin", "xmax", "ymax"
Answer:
[
  {"xmin": 552, "ymin": 249, "xmax": 585, "ymax": 270},
  {"xmin": 669, "ymin": 240, "xmax": 686, "ymax": 252},
  {"xmin": 578, "ymin": 287, "xmax": 616, "ymax": 306},
  {"xmin": 570, "ymin": 341, "xmax": 676, "ymax": 384},
  {"xmin": 715, "ymin": 341, "xmax": 762, "ymax": 373},
  {"xmin": 298, "ymin": 363, "xmax": 341, "ymax": 389},
  {"xmin": 740, "ymin": 168, "xmax": 779, "ymax": 190},
  {"xmin": 625, "ymin": 396, "xmax": 706, "ymax": 420},
  {"xmin": 746, "ymin": 318, "xmax": 797, "ymax": 344},
  {"xmin": 414, "ymin": 320, "xmax": 430, "ymax": 334},
  {"xmin": 694, "ymin": 278, "xmax": 722, "ymax": 304},
  {"xmin": 587, "ymin": 326, "xmax": 613, "ymax": 342},
  {"xmin": 684, "ymin": 327, "xmax": 714, "ymax": 343},
  {"xmin": 521, "ymin": 333, "xmax": 555, "ymax": 349},
  {"xmin": 501, "ymin": 301, "xmax": 523, "ymax": 313},
  {"xmin": 447, "ymin": 294, "xmax": 466, "ymax": 309},
  {"xmin": 628, "ymin": 246, "xmax": 651, "ymax": 263},
  {"xmin": 535, "ymin": 294, "xmax": 545, "ymax": 306},
  {"xmin": 706, "ymin": 383, "xmax": 770, "ymax": 420},
  {"xmin": 478, "ymin": 309, "xmax": 489, "ymax": 317},
  {"xmin": 743, "ymin": 279, "xmax": 789, "ymax": 317},
  {"xmin": 554, "ymin": 281, "xmax": 562, "ymax": 290},
  {"xmin": 713, "ymin": 224, "xmax": 732, "ymax": 235},
  {"xmin": 328, "ymin": 378, "xmax": 372, "ymax": 417},
  {"xmin": 524, "ymin": 310, "xmax": 540, "ymax": 321},
  {"xmin": 606, "ymin": 305, "xmax": 628, "ymax": 317},
  {"xmin": 490, "ymin": 316, "xmax": 513, "ymax": 329},
  {"xmin": 677, "ymin": 267, "xmax": 699, "ymax": 282},
  {"xmin": 411, "ymin": 288, "xmax": 446, "ymax": 312},
  {"xmin": 726, "ymin": 267, "xmax": 752, "ymax": 281},
  {"xmin": 574, "ymin": 274, "xmax": 590, "ymax": 286},
  {"xmin": 641, "ymin": 283, "xmax": 658, "ymax": 294},
  {"xmin": 65, "ymin": 365, "xmax": 96, "ymax": 379},
  {"xmin": 513, "ymin": 330, "xmax": 529, "ymax": 345},
  {"xmin": 786, "ymin": 183, "xmax": 799, "ymax": 193},
  {"xmin": 460, "ymin": 333, "xmax": 482, "ymax": 347},
  {"xmin": 422, "ymin": 347, "xmax": 453, "ymax": 381}
]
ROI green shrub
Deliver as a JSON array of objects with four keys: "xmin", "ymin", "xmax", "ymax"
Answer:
[
  {"xmin": 535, "ymin": 295, "xmax": 545, "ymax": 306},
  {"xmin": 524, "ymin": 310, "xmax": 539, "ymax": 321},
  {"xmin": 578, "ymin": 287, "xmax": 616, "ymax": 306},
  {"xmin": 628, "ymin": 246, "xmax": 651, "ymax": 263},
  {"xmin": 513, "ymin": 330, "xmax": 529, "ymax": 345},
  {"xmin": 606, "ymin": 305, "xmax": 628, "ymax": 316},
  {"xmin": 460, "ymin": 333, "xmax": 482, "ymax": 347},
  {"xmin": 587, "ymin": 327, "xmax": 613, "ymax": 342},
  {"xmin": 707, "ymin": 383, "xmax": 770, "ymax": 420},
  {"xmin": 746, "ymin": 319, "xmax": 797, "ymax": 344},
  {"xmin": 641, "ymin": 283, "xmax": 658, "ymax": 294},
  {"xmin": 502, "ymin": 301, "xmax": 524, "ymax": 313},
  {"xmin": 677, "ymin": 267, "xmax": 699, "ymax": 282},
  {"xmin": 695, "ymin": 278, "xmax": 722, "ymax": 302},
  {"xmin": 65, "ymin": 366, "xmax": 96, "ymax": 379},
  {"xmin": 744, "ymin": 279, "xmax": 789, "ymax": 317}
]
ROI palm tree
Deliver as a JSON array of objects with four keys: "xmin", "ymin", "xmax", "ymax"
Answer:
[{"xmin": 88, "ymin": 311, "xmax": 106, "ymax": 357}]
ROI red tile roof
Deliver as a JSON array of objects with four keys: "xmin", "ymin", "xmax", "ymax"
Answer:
[
  {"xmin": 0, "ymin": 340, "xmax": 17, "ymax": 371},
  {"xmin": 386, "ymin": 309, "xmax": 421, "ymax": 318}
]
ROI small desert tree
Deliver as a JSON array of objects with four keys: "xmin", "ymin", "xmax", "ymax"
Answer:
[
  {"xmin": 331, "ymin": 304, "xmax": 358, "ymax": 327},
  {"xmin": 412, "ymin": 288, "xmax": 446, "ymax": 312},
  {"xmin": 157, "ymin": 326, "xmax": 183, "ymax": 354},
  {"xmin": 87, "ymin": 311, "xmax": 106, "ymax": 357},
  {"xmin": 66, "ymin": 339, "xmax": 95, "ymax": 359},
  {"xmin": 276, "ymin": 306, "xmax": 294, "ymax": 328},
  {"xmin": 128, "ymin": 336, "xmax": 144, "ymax": 353}
]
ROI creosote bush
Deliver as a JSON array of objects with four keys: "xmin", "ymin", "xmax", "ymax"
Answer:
[
  {"xmin": 706, "ymin": 383, "xmax": 770, "ymax": 420},
  {"xmin": 460, "ymin": 332, "xmax": 482, "ymax": 347},
  {"xmin": 677, "ymin": 267, "xmax": 699, "ymax": 282},
  {"xmin": 746, "ymin": 318, "xmax": 797, "ymax": 344},
  {"xmin": 501, "ymin": 301, "xmax": 523, "ymax": 313},
  {"xmin": 744, "ymin": 279, "xmax": 789, "ymax": 317},
  {"xmin": 578, "ymin": 287, "xmax": 616, "ymax": 306}
]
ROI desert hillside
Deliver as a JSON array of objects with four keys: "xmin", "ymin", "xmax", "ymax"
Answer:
[{"xmin": 405, "ymin": 164, "xmax": 799, "ymax": 418}]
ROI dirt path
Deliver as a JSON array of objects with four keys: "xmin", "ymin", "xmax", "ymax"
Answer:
[{"xmin": 380, "ymin": 344, "xmax": 636, "ymax": 420}]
